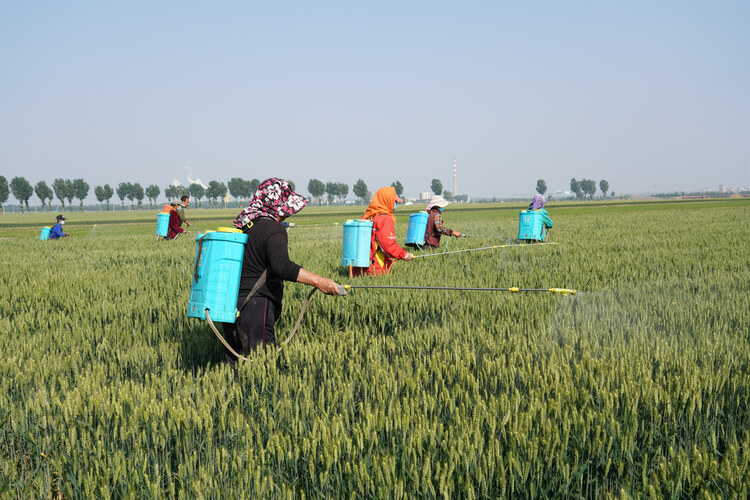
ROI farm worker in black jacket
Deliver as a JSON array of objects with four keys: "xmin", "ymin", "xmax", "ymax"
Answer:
[{"xmin": 221, "ymin": 178, "xmax": 339, "ymax": 366}]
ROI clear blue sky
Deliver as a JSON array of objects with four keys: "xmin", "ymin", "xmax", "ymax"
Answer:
[{"xmin": 1, "ymin": 0, "xmax": 748, "ymax": 202}]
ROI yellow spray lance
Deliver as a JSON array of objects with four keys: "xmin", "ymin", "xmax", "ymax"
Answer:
[
  {"xmin": 208, "ymin": 281, "xmax": 577, "ymax": 361},
  {"xmin": 337, "ymin": 284, "xmax": 576, "ymax": 296},
  {"xmin": 413, "ymin": 241, "xmax": 558, "ymax": 258}
]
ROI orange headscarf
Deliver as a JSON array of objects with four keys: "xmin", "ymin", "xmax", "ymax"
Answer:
[{"xmin": 362, "ymin": 186, "xmax": 398, "ymax": 223}]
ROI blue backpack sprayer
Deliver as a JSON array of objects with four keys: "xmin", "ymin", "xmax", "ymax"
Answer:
[
  {"xmin": 155, "ymin": 212, "xmax": 170, "ymax": 238},
  {"xmin": 341, "ymin": 219, "xmax": 374, "ymax": 277},
  {"xmin": 518, "ymin": 210, "xmax": 549, "ymax": 242},
  {"xmin": 187, "ymin": 227, "xmax": 329, "ymax": 360}
]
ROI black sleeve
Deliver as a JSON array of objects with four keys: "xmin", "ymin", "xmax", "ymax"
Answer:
[{"xmin": 266, "ymin": 225, "xmax": 302, "ymax": 281}]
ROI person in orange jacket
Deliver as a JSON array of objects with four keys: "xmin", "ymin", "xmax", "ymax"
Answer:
[{"xmin": 352, "ymin": 186, "xmax": 414, "ymax": 277}]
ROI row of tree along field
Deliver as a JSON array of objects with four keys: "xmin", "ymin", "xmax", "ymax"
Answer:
[
  {"xmin": 534, "ymin": 178, "xmax": 612, "ymax": 199},
  {"xmin": 0, "ymin": 173, "xmax": 609, "ymax": 213}
]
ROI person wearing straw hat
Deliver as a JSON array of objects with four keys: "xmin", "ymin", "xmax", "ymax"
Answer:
[
  {"xmin": 352, "ymin": 186, "xmax": 414, "ymax": 277},
  {"xmin": 422, "ymin": 195, "xmax": 462, "ymax": 249},
  {"xmin": 166, "ymin": 201, "xmax": 188, "ymax": 239},
  {"xmin": 49, "ymin": 214, "xmax": 69, "ymax": 239},
  {"xmin": 221, "ymin": 178, "xmax": 340, "ymax": 364}
]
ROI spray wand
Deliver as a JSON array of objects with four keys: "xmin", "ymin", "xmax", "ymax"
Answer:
[
  {"xmin": 338, "ymin": 284, "xmax": 576, "ymax": 296},
  {"xmin": 413, "ymin": 241, "xmax": 557, "ymax": 258}
]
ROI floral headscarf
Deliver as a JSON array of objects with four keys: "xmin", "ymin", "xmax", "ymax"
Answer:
[
  {"xmin": 529, "ymin": 194, "xmax": 546, "ymax": 210},
  {"xmin": 233, "ymin": 178, "xmax": 307, "ymax": 228}
]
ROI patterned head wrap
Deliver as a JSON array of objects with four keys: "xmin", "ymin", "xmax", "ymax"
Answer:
[
  {"xmin": 529, "ymin": 194, "xmax": 546, "ymax": 210},
  {"xmin": 233, "ymin": 178, "xmax": 307, "ymax": 228}
]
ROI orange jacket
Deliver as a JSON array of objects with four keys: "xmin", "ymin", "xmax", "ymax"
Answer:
[{"xmin": 353, "ymin": 186, "xmax": 408, "ymax": 276}]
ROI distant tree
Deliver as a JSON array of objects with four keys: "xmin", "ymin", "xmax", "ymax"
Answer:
[
  {"xmin": 131, "ymin": 183, "xmax": 145, "ymax": 209},
  {"xmin": 443, "ymin": 190, "xmax": 453, "ymax": 201},
  {"xmin": 175, "ymin": 184, "xmax": 190, "ymax": 197},
  {"xmin": 580, "ymin": 179, "xmax": 597, "ymax": 199},
  {"xmin": 570, "ymin": 178, "xmax": 583, "ymax": 199},
  {"xmin": 391, "ymin": 181, "xmax": 404, "ymax": 198},
  {"xmin": 189, "ymin": 183, "xmax": 205, "ymax": 208},
  {"xmin": 35, "ymin": 181, "xmax": 54, "ymax": 211},
  {"xmin": 122, "ymin": 182, "xmax": 137, "ymax": 209},
  {"xmin": 52, "ymin": 178, "xmax": 68, "ymax": 211},
  {"xmin": 0, "ymin": 176, "xmax": 8, "ymax": 213},
  {"xmin": 95, "ymin": 185, "xmax": 109, "ymax": 211},
  {"xmin": 101, "ymin": 184, "xmax": 114, "ymax": 211},
  {"xmin": 72, "ymin": 178, "xmax": 89, "ymax": 211},
  {"xmin": 227, "ymin": 177, "xmax": 246, "ymax": 207},
  {"xmin": 431, "ymin": 179, "xmax": 443, "ymax": 196},
  {"xmin": 599, "ymin": 180, "xmax": 609, "ymax": 198},
  {"xmin": 164, "ymin": 185, "xmax": 177, "ymax": 201},
  {"xmin": 205, "ymin": 180, "xmax": 226, "ymax": 208},
  {"xmin": 248, "ymin": 178, "xmax": 260, "ymax": 196},
  {"xmin": 288, "ymin": 181, "xmax": 296, "ymax": 192},
  {"xmin": 353, "ymin": 179, "xmax": 368, "ymax": 204},
  {"xmin": 337, "ymin": 182, "xmax": 349, "ymax": 203},
  {"xmin": 325, "ymin": 182, "xmax": 338, "ymax": 204},
  {"xmin": 145, "ymin": 185, "xmax": 160, "ymax": 209},
  {"xmin": 308, "ymin": 179, "xmax": 325, "ymax": 204},
  {"xmin": 217, "ymin": 181, "xmax": 228, "ymax": 208},
  {"xmin": 63, "ymin": 179, "xmax": 75, "ymax": 211},
  {"xmin": 536, "ymin": 179, "xmax": 547, "ymax": 196},
  {"xmin": 453, "ymin": 194, "xmax": 469, "ymax": 202},
  {"xmin": 10, "ymin": 177, "xmax": 33, "ymax": 213},
  {"xmin": 116, "ymin": 182, "xmax": 130, "ymax": 210}
]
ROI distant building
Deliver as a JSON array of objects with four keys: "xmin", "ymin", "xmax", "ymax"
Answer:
[{"xmin": 418, "ymin": 192, "xmax": 430, "ymax": 200}]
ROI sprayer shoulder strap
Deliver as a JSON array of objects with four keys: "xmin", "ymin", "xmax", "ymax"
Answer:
[{"xmin": 237, "ymin": 270, "xmax": 268, "ymax": 315}]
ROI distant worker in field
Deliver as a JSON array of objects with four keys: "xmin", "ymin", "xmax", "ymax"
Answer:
[
  {"xmin": 422, "ymin": 195, "xmax": 462, "ymax": 249},
  {"xmin": 49, "ymin": 215, "xmax": 69, "ymax": 239},
  {"xmin": 166, "ymin": 201, "xmax": 188, "ymax": 239},
  {"xmin": 352, "ymin": 186, "xmax": 414, "ymax": 277},
  {"xmin": 177, "ymin": 195, "xmax": 192, "ymax": 228},
  {"xmin": 520, "ymin": 194, "xmax": 553, "ymax": 243},
  {"xmin": 222, "ymin": 178, "xmax": 340, "ymax": 365}
]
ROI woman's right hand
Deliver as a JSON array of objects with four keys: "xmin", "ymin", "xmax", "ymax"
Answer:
[
  {"xmin": 403, "ymin": 252, "xmax": 414, "ymax": 261},
  {"xmin": 297, "ymin": 268, "xmax": 340, "ymax": 295},
  {"xmin": 315, "ymin": 277, "xmax": 341, "ymax": 295}
]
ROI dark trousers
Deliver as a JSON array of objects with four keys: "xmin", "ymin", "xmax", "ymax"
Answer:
[{"xmin": 221, "ymin": 296, "xmax": 277, "ymax": 367}]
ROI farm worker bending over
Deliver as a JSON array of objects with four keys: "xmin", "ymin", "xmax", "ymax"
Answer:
[
  {"xmin": 166, "ymin": 201, "xmax": 188, "ymax": 240},
  {"xmin": 222, "ymin": 178, "xmax": 340, "ymax": 366},
  {"xmin": 526, "ymin": 194, "xmax": 554, "ymax": 241},
  {"xmin": 422, "ymin": 195, "xmax": 462, "ymax": 249},
  {"xmin": 352, "ymin": 186, "xmax": 414, "ymax": 277},
  {"xmin": 49, "ymin": 215, "xmax": 69, "ymax": 239}
]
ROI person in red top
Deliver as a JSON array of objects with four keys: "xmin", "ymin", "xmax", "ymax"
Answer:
[
  {"xmin": 352, "ymin": 186, "xmax": 414, "ymax": 277},
  {"xmin": 166, "ymin": 201, "xmax": 188, "ymax": 239}
]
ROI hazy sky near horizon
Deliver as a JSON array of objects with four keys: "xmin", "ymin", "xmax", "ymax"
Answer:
[{"xmin": 1, "ymin": 0, "xmax": 748, "ymax": 203}]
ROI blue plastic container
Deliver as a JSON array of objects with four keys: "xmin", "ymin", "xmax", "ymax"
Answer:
[
  {"xmin": 518, "ymin": 210, "xmax": 545, "ymax": 241},
  {"xmin": 40, "ymin": 226, "xmax": 51, "ymax": 241},
  {"xmin": 187, "ymin": 229, "xmax": 248, "ymax": 323},
  {"xmin": 155, "ymin": 212, "xmax": 170, "ymax": 237},
  {"xmin": 341, "ymin": 219, "xmax": 373, "ymax": 267},
  {"xmin": 405, "ymin": 212, "xmax": 429, "ymax": 245}
]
